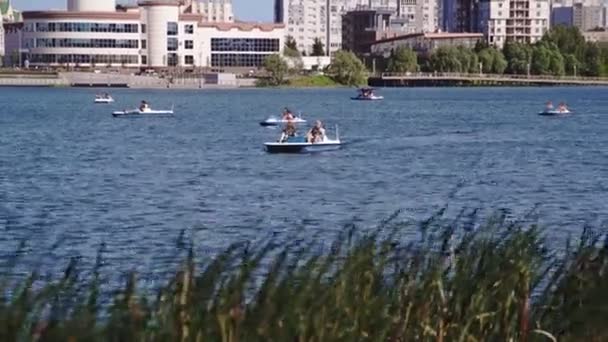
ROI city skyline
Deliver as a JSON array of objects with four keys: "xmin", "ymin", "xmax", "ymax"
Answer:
[{"xmin": 11, "ymin": 0, "xmax": 274, "ymax": 21}]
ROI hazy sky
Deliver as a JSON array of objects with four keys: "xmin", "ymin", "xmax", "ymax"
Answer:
[{"xmin": 12, "ymin": 0, "xmax": 274, "ymax": 21}]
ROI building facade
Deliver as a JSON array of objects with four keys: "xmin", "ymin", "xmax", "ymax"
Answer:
[
  {"xmin": 201, "ymin": 0, "xmax": 234, "ymax": 23},
  {"xmin": 275, "ymin": 0, "xmax": 438, "ymax": 55},
  {"xmin": 479, "ymin": 0, "xmax": 550, "ymax": 48},
  {"xmin": 551, "ymin": 0, "xmax": 606, "ymax": 32},
  {"xmin": 5, "ymin": 0, "xmax": 284, "ymax": 70},
  {"xmin": 370, "ymin": 31, "xmax": 483, "ymax": 56}
]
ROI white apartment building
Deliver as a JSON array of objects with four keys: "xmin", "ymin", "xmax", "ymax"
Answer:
[
  {"xmin": 275, "ymin": 0, "xmax": 438, "ymax": 55},
  {"xmin": 480, "ymin": 0, "xmax": 550, "ymax": 48},
  {"xmin": 200, "ymin": 0, "xmax": 234, "ymax": 23},
  {"xmin": 4, "ymin": 0, "xmax": 284, "ymax": 70},
  {"xmin": 0, "ymin": 14, "xmax": 4, "ymax": 61}
]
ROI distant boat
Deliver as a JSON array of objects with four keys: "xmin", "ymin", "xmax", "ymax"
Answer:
[
  {"xmin": 538, "ymin": 109, "xmax": 571, "ymax": 116},
  {"xmin": 112, "ymin": 105, "xmax": 174, "ymax": 118},
  {"xmin": 260, "ymin": 116, "xmax": 306, "ymax": 127},
  {"xmin": 351, "ymin": 87, "xmax": 384, "ymax": 101},
  {"xmin": 265, "ymin": 126, "xmax": 342, "ymax": 153},
  {"xmin": 94, "ymin": 95, "xmax": 114, "ymax": 104}
]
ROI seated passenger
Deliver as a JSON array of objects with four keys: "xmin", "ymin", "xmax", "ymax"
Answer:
[
  {"xmin": 282, "ymin": 108, "xmax": 295, "ymax": 121},
  {"xmin": 280, "ymin": 121, "xmax": 297, "ymax": 143},
  {"xmin": 545, "ymin": 101, "xmax": 554, "ymax": 110},
  {"xmin": 307, "ymin": 120, "xmax": 326, "ymax": 143},
  {"xmin": 139, "ymin": 101, "xmax": 149, "ymax": 111}
]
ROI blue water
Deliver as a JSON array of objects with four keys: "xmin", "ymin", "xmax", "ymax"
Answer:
[{"xmin": 1, "ymin": 86, "xmax": 608, "ymax": 282}]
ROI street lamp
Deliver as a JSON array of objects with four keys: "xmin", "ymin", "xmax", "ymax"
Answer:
[{"xmin": 479, "ymin": 62, "xmax": 483, "ymax": 76}]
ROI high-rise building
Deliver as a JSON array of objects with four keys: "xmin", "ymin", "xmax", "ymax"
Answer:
[
  {"xmin": 479, "ymin": 0, "xmax": 550, "ymax": 47},
  {"xmin": 275, "ymin": 0, "xmax": 439, "ymax": 55},
  {"xmin": 200, "ymin": 0, "xmax": 234, "ymax": 23},
  {"xmin": 551, "ymin": 0, "xmax": 607, "ymax": 32},
  {"xmin": 0, "ymin": 13, "xmax": 4, "ymax": 63}
]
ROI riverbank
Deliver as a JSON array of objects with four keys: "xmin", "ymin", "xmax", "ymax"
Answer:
[{"xmin": 1, "ymin": 215, "xmax": 607, "ymax": 341}]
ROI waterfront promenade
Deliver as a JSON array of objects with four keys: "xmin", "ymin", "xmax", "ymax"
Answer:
[{"xmin": 370, "ymin": 72, "xmax": 608, "ymax": 87}]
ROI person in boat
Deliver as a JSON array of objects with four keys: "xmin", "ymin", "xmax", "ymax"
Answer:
[
  {"xmin": 545, "ymin": 101, "xmax": 554, "ymax": 111},
  {"xmin": 307, "ymin": 120, "xmax": 326, "ymax": 143},
  {"xmin": 139, "ymin": 100, "xmax": 150, "ymax": 111},
  {"xmin": 558, "ymin": 102, "xmax": 568, "ymax": 113},
  {"xmin": 280, "ymin": 121, "xmax": 297, "ymax": 143},
  {"xmin": 282, "ymin": 107, "xmax": 295, "ymax": 121},
  {"xmin": 104, "ymin": 93, "xmax": 110, "ymax": 99}
]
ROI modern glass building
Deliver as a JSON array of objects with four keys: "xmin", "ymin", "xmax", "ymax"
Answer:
[{"xmin": 4, "ymin": 0, "xmax": 285, "ymax": 69}]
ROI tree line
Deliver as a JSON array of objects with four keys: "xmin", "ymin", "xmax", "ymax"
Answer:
[
  {"xmin": 261, "ymin": 26, "xmax": 608, "ymax": 87},
  {"xmin": 384, "ymin": 26, "xmax": 608, "ymax": 77}
]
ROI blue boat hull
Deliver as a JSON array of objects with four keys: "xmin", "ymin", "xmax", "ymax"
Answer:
[{"xmin": 265, "ymin": 143, "xmax": 341, "ymax": 154}]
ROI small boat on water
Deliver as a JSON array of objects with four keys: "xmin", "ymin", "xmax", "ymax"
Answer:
[
  {"xmin": 94, "ymin": 94, "xmax": 114, "ymax": 104},
  {"xmin": 265, "ymin": 126, "xmax": 342, "ymax": 153},
  {"xmin": 112, "ymin": 106, "xmax": 174, "ymax": 118},
  {"xmin": 260, "ymin": 116, "xmax": 306, "ymax": 127},
  {"xmin": 351, "ymin": 87, "xmax": 384, "ymax": 101},
  {"xmin": 538, "ymin": 109, "xmax": 572, "ymax": 116}
]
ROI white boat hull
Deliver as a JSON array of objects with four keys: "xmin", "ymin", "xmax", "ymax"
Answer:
[
  {"xmin": 112, "ymin": 109, "xmax": 174, "ymax": 117},
  {"xmin": 538, "ymin": 110, "xmax": 571, "ymax": 116},
  {"xmin": 264, "ymin": 140, "xmax": 341, "ymax": 153},
  {"xmin": 351, "ymin": 96, "xmax": 384, "ymax": 101},
  {"xmin": 95, "ymin": 98, "xmax": 114, "ymax": 104},
  {"xmin": 260, "ymin": 117, "xmax": 306, "ymax": 126}
]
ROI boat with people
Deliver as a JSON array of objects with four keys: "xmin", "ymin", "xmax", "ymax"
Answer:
[
  {"xmin": 260, "ymin": 107, "xmax": 306, "ymax": 126},
  {"xmin": 351, "ymin": 87, "xmax": 384, "ymax": 101},
  {"xmin": 94, "ymin": 93, "xmax": 114, "ymax": 104},
  {"xmin": 538, "ymin": 101, "xmax": 571, "ymax": 116},
  {"xmin": 112, "ymin": 101, "xmax": 174, "ymax": 118},
  {"xmin": 264, "ymin": 120, "xmax": 342, "ymax": 153}
]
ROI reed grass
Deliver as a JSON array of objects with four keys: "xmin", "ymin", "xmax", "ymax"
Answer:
[{"xmin": 1, "ymin": 212, "xmax": 607, "ymax": 341}]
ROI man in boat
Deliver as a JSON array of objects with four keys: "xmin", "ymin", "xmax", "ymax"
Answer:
[
  {"xmin": 545, "ymin": 101, "xmax": 554, "ymax": 111},
  {"xmin": 280, "ymin": 121, "xmax": 297, "ymax": 143},
  {"xmin": 139, "ymin": 100, "xmax": 150, "ymax": 111},
  {"xmin": 557, "ymin": 102, "xmax": 568, "ymax": 113},
  {"xmin": 307, "ymin": 120, "xmax": 326, "ymax": 143},
  {"xmin": 282, "ymin": 107, "xmax": 295, "ymax": 121}
]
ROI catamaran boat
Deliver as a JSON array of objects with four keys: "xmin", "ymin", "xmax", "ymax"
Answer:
[
  {"xmin": 264, "ymin": 126, "xmax": 342, "ymax": 153},
  {"xmin": 94, "ymin": 94, "xmax": 115, "ymax": 104},
  {"xmin": 112, "ymin": 105, "xmax": 174, "ymax": 118},
  {"xmin": 351, "ymin": 88, "xmax": 384, "ymax": 101},
  {"xmin": 259, "ymin": 115, "xmax": 306, "ymax": 127}
]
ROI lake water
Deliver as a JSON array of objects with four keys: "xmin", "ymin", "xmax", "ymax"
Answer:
[{"xmin": 1, "ymin": 86, "xmax": 608, "ymax": 283}]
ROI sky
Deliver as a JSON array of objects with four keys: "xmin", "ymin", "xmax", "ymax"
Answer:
[{"xmin": 11, "ymin": 0, "xmax": 274, "ymax": 21}]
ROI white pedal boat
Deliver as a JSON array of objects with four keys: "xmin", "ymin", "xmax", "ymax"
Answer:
[
  {"xmin": 265, "ymin": 127, "xmax": 342, "ymax": 154},
  {"xmin": 95, "ymin": 97, "xmax": 115, "ymax": 104},
  {"xmin": 112, "ymin": 107, "xmax": 174, "ymax": 118},
  {"xmin": 260, "ymin": 116, "xmax": 306, "ymax": 127},
  {"xmin": 538, "ymin": 109, "xmax": 571, "ymax": 116},
  {"xmin": 351, "ymin": 87, "xmax": 384, "ymax": 101}
]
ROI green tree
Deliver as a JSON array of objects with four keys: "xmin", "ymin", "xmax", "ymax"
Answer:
[
  {"xmin": 326, "ymin": 50, "xmax": 368, "ymax": 86},
  {"xmin": 583, "ymin": 42, "xmax": 603, "ymax": 76},
  {"xmin": 284, "ymin": 36, "xmax": 301, "ymax": 58},
  {"xmin": 263, "ymin": 54, "xmax": 289, "ymax": 86},
  {"xmin": 386, "ymin": 47, "xmax": 418, "ymax": 73},
  {"xmin": 503, "ymin": 41, "xmax": 532, "ymax": 74},
  {"xmin": 312, "ymin": 38, "xmax": 325, "ymax": 57},
  {"xmin": 456, "ymin": 47, "xmax": 479, "ymax": 73},
  {"xmin": 562, "ymin": 53, "xmax": 581, "ymax": 76},
  {"xmin": 429, "ymin": 47, "xmax": 461, "ymax": 72},
  {"xmin": 477, "ymin": 47, "xmax": 507, "ymax": 74},
  {"xmin": 542, "ymin": 26, "xmax": 586, "ymax": 61},
  {"xmin": 531, "ymin": 42, "xmax": 564, "ymax": 76}
]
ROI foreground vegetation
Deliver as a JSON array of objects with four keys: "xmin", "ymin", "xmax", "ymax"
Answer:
[{"xmin": 2, "ymin": 213, "xmax": 608, "ymax": 341}]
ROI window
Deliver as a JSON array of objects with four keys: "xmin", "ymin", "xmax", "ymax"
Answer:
[
  {"xmin": 141, "ymin": 24, "xmax": 146, "ymax": 33},
  {"xmin": 211, "ymin": 38, "xmax": 280, "ymax": 52},
  {"xmin": 167, "ymin": 22, "xmax": 178, "ymax": 36},
  {"xmin": 185, "ymin": 24, "xmax": 194, "ymax": 34},
  {"xmin": 34, "ymin": 22, "xmax": 139, "ymax": 33},
  {"xmin": 141, "ymin": 55, "xmax": 147, "ymax": 65},
  {"xmin": 28, "ymin": 54, "xmax": 139, "ymax": 65},
  {"xmin": 498, "ymin": 11, "xmax": 502, "ymax": 16},
  {"xmin": 141, "ymin": 40, "xmax": 147, "ymax": 49},
  {"xmin": 167, "ymin": 53, "xmax": 178, "ymax": 66},
  {"xmin": 211, "ymin": 53, "xmax": 274, "ymax": 67},
  {"xmin": 35, "ymin": 38, "xmax": 139, "ymax": 49},
  {"xmin": 185, "ymin": 55, "xmax": 194, "ymax": 65},
  {"xmin": 185, "ymin": 40, "xmax": 194, "ymax": 49},
  {"xmin": 499, "ymin": 3, "xmax": 502, "ymax": 7},
  {"xmin": 167, "ymin": 37, "xmax": 178, "ymax": 51}
]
